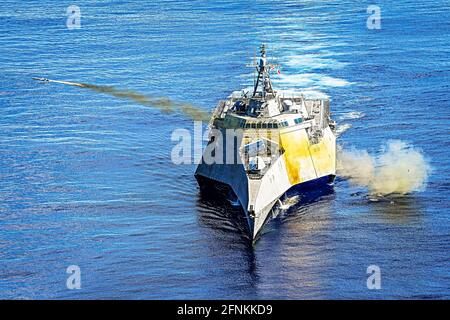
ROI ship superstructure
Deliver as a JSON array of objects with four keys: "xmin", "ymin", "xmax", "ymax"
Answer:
[{"xmin": 195, "ymin": 45, "xmax": 336, "ymax": 240}]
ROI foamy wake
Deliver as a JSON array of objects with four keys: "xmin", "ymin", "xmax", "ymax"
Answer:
[
  {"xmin": 275, "ymin": 73, "xmax": 351, "ymax": 88},
  {"xmin": 336, "ymin": 123, "xmax": 352, "ymax": 136},
  {"xmin": 337, "ymin": 141, "xmax": 431, "ymax": 196},
  {"xmin": 284, "ymin": 54, "xmax": 348, "ymax": 70},
  {"xmin": 279, "ymin": 195, "xmax": 300, "ymax": 210},
  {"xmin": 338, "ymin": 111, "xmax": 365, "ymax": 121}
]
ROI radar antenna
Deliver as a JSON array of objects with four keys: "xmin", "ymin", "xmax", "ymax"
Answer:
[{"xmin": 250, "ymin": 44, "xmax": 277, "ymax": 99}]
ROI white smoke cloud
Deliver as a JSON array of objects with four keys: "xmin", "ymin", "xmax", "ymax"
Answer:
[{"xmin": 337, "ymin": 140, "xmax": 431, "ymax": 195}]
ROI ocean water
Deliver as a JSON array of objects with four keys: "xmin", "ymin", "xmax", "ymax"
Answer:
[{"xmin": 0, "ymin": 0, "xmax": 449, "ymax": 299}]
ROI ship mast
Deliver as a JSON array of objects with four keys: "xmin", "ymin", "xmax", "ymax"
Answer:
[{"xmin": 252, "ymin": 44, "xmax": 274, "ymax": 99}]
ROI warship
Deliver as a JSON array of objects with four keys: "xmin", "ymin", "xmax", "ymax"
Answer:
[{"xmin": 195, "ymin": 45, "xmax": 336, "ymax": 240}]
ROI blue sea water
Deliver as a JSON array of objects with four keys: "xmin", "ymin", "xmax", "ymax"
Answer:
[{"xmin": 0, "ymin": 0, "xmax": 449, "ymax": 299}]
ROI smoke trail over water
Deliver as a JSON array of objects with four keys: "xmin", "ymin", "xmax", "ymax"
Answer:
[
  {"xmin": 33, "ymin": 78, "xmax": 211, "ymax": 121},
  {"xmin": 337, "ymin": 140, "xmax": 431, "ymax": 196}
]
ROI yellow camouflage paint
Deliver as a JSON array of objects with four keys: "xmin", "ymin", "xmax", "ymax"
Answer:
[{"xmin": 280, "ymin": 128, "xmax": 335, "ymax": 185}]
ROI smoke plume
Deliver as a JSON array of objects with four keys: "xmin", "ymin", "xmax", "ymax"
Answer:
[
  {"xmin": 33, "ymin": 78, "xmax": 211, "ymax": 121},
  {"xmin": 337, "ymin": 140, "xmax": 431, "ymax": 195}
]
